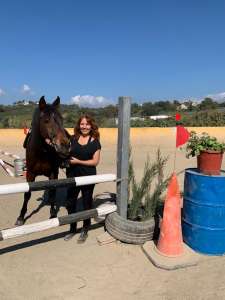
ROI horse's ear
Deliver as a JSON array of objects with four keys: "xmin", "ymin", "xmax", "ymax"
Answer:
[
  {"xmin": 39, "ymin": 96, "xmax": 46, "ymax": 111},
  {"xmin": 53, "ymin": 96, "xmax": 60, "ymax": 107}
]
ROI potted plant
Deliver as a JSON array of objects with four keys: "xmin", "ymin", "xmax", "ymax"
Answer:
[
  {"xmin": 186, "ymin": 131, "xmax": 225, "ymax": 175},
  {"xmin": 105, "ymin": 149, "xmax": 170, "ymax": 244}
]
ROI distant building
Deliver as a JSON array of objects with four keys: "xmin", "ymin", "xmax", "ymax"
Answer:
[
  {"xmin": 178, "ymin": 101, "xmax": 199, "ymax": 110},
  {"xmin": 149, "ymin": 115, "xmax": 170, "ymax": 120},
  {"xmin": 115, "ymin": 116, "xmax": 145, "ymax": 125},
  {"xmin": 191, "ymin": 102, "xmax": 199, "ymax": 107},
  {"xmin": 180, "ymin": 104, "xmax": 188, "ymax": 110},
  {"xmin": 14, "ymin": 100, "xmax": 36, "ymax": 106},
  {"xmin": 14, "ymin": 100, "xmax": 29, "ymax": 106},
  {"xmin": 115, "ymin": 115, "xmax": 170, "ymax": 125},
  {"xmin": 130, "ymin": 117, "xmax": 145, "ymax": 121}
]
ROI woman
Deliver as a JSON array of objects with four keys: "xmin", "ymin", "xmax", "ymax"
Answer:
[{"xmin": 64, "ymin": 115, "xmax": 101, "ymax": 242}]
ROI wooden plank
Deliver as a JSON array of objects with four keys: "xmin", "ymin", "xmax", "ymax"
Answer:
[
  {"xmin": 0, "ymin": 182, "xmax": 29, "ymax": 195},
  {"xmin": 0, "ymin": 159, "xmax": 14, "ymax": 177},
  {"xmin": 0, "ymin": 173, "xmax": 116, "ymax": 195},
  {"xmin": 58, "ymin": 209, "xmax": 98, "ymax": 226},
  {"xmin": 0, "ymin": 203, "xmax": 117, "ymax": 241},
  {"xmin": 1, "ymin": 218, "xmax": 60, "ymax": 240},
  {"xmin": 29, "ymin": 177, "xmax": 76, "ymax": 191}
]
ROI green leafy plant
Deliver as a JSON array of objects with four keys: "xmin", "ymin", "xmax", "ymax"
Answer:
[
  {"xmin": 127, "ymin": 148, "xmax": 170, "ymax": 221},
  {"xmin": 186, "ymin": 131, "xmax": 225, "ymax": 158}
]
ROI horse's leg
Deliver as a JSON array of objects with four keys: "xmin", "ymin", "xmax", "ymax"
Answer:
[
  {"xmin": 49, "ymin": 172, "xmax": 58, "ymax": 219},
  {"xmin": 15, "ymin": 172, "xmax": 35, "ymax": 226}
]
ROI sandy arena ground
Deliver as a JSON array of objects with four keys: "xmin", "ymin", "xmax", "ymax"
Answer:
[{"xmin": 1, "ymin": 128, "xmax": 225, "ymax": 300}]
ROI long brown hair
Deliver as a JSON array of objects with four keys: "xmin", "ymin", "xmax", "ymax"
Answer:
[{"xmin": 74, "ymin": 115, "xmax": 100, "ymax": 140}]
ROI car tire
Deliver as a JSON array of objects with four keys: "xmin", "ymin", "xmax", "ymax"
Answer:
[{"xmin": 105, "ymin": 212, "xmax": 156, "ymax": 244}]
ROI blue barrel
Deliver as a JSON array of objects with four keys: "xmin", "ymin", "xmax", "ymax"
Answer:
[{"xmin": 182, "ymin": 168, "xmax": 225, "ymax": 255}]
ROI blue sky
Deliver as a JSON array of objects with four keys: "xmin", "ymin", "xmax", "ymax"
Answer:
[{"xmin": 1, "ymin": 0, "xmax": 225, "ymax": 106}]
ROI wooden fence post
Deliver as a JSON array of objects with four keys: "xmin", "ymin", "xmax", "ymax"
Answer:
[{"xmin": 117, "ymin": 96, "xmax": 131, "ymax": 219}]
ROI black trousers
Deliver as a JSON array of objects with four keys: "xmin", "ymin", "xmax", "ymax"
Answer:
[{"xmin": 66, "ymin": 184, "xmax": 95, "ymax": 233}]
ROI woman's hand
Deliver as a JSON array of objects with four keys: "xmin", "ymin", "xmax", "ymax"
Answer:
[
  {"xmin": 70, "ymin": 157, "xmax": 79, "ymax": 164},
  {"xmin": 69, "ymin": 150, "xmax": 100, "ymax": 167}
]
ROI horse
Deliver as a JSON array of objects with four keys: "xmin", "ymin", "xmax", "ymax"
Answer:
[{"xmin": 15, "ymin": 96, "xmax": 71, "ymax": 226}]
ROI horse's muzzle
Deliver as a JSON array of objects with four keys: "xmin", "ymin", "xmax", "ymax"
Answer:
[{"xmin": 54, "ymin": 143, "xmax": 71, "ymax": 159}]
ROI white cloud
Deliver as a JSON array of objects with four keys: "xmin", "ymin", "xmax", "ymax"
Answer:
[
  {"xmin": 71, "ymin": 95, "xmax": 113, "ymax": 107},
  {"xmin": 0, "ymin": 88, "xmax": 5, "ymax": 96},
  {"xmin": 21, "ymin": 84, "xmax": 32, "ymax": 94},
  {"xmin": 206, "ymin": 92, "xmax": 225, "ymax": 102}
]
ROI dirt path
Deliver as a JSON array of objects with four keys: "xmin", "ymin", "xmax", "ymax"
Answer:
[{"xmin": 0, "ymin": 128, "xmax": 225, "ymax": 300}]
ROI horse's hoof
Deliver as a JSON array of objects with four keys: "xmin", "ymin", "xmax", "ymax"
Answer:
[{"xmin": 15, "ymin": 218, "xmax": 25, "ymax": 226}]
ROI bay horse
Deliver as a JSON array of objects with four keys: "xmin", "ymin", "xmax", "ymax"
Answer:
[{"xmin": 15, "ymin": 96, "xmax": 71, "ymax": 226}]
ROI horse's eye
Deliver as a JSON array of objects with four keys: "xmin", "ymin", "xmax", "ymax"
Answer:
[{"xmin": 45, "ymin": 119, "xmax": 49, "ymax": 124}]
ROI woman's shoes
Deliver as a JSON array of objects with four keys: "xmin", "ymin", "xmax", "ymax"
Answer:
[
  {"xmin": 77, "ymin": 228, "xmax": 88, "ymax": 243},
  {"xmin": 64, "ymin": 227, "xmax": 89, "ymax": 243},
  {"xmin": 64, "ymin": 223, "xmax": 77, "ymax": 241},
  {"xmin": 64, "ymin": 232, "xmax": 76, "ymax": 241}
]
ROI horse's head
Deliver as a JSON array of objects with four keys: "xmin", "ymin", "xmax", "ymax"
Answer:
[{"xmin": 38, "ymin": 96, "xmax": 71, "ymax": 158}]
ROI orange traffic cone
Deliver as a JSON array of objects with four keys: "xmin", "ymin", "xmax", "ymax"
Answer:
[{"xmin": 156, "ymin": 172, "xmax": 183, "ymax": 257}]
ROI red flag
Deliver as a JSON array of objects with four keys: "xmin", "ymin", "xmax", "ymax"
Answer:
[
  {"xmin": 175, "ymin": 113, "xmax": 181, "ymax": 121},
  {"xmin": 176, "ymin": 126, "xmax": 190, "ymax": 147}
]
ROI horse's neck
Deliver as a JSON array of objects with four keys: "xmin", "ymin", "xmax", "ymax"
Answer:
[
  {"xmin": 29, "ymin": 127, "xmax": 44, "ymax": 152},
  {"xmin": 29, "ymin": 143, "xmax": 42, "ymax": 157},
  {"xmin": 30, "ymin": 108, "xmax": 43, "ymax": 150}
]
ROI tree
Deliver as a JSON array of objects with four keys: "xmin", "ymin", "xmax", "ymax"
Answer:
[
  {"xmin": 199, "ymin": 98, "xmax": 218, "ymax": 110},
  {"xmin": 131, "ymin": 103, "xmax": 142, "ymax": 116}
]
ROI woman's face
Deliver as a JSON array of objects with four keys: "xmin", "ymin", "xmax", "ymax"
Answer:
[{"xmin": 80, "ymin": 118, "xmax": 91, "ymax": 136}]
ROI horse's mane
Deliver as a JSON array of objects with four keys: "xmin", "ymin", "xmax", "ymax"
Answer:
[{"xmin": 31, "ymin": 107, "xmax": 41, "ymax": 130}]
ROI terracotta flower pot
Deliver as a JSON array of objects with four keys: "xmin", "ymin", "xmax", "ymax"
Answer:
[{"xmin": 197, "ymin": 150, "xmax": 223, "ymax": 175}]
